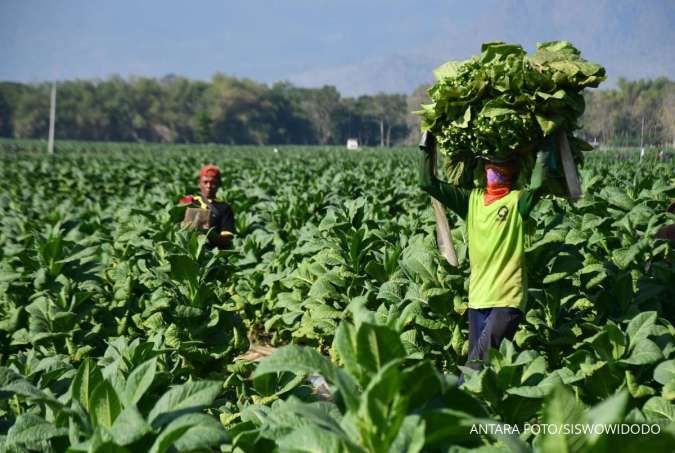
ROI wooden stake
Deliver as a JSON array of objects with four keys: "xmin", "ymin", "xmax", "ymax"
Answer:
[
  {"xmin": 558, "ymin": 130, "xmax": 582, "ymax": 200},
  {"xmin": 420, "ymin": 131, "xmax": 459, "ymax": 267},
  {"xmin": 432, "ymin": 198, "xmax": 459, "ymax": 266}
]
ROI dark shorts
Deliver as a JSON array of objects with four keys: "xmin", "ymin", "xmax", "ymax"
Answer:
[{"xmin": 465, "ymin": 307, "xmax": 523, "ymax": 369}]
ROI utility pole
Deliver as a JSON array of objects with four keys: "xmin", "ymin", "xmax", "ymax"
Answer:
[{"xmin": 48, "ymin": 82, "xmax": 56, "ymax": 154}]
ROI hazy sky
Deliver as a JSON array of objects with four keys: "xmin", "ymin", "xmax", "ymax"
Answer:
[{"xmin": 2, "ymin": 0, "xmax": 673, "ymax": 95}]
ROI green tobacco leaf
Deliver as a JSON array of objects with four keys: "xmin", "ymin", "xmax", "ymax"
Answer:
[
  {"xmin": 156, "ymin": 414, "xmax": 228, "ymax": 453},
  {"xmin": 71, "ymin": 359, "xmax": 103, "ymax": 413},
  {"xmin": 422, "ymin": 408, "xmax": 479, "ymax": 446},
  {"xmin": 90, "ymin": 380, "xmax": 123, "ymax": 429},
  {"xmin": 5, "ymin": 414, "xmax": 68, "ymax": 446},
  {"xmin": 426, "ymin": 288, "xmax": 452, "ymax": 315},
  {"xmin": 396, "ymin": 301, "xmax": 422, "ymax": 332},
  {"xmin": 277, "ymin": 398, "xmax": 346, "ymax": 435},
  {"xmin": 612, "ymin": 244, "xmax": 642, "ymax": 270},
  {"xmin": 148, "ymin": 380, "xmax": 222, "ymax": 428},
  {"xmin": 123, "ymin": 358, "xmax": 157, "ymax": 406},
  {"xmin": 544, "ymin": 252, "xmax": 583, "ymax": 284},
  {"xmin": 625, "ymin": 311, "xmax": 657, "ymax": 348},
  {"xmin": 308, "ymin": 276, "xmax": 337, "ymax": 300},
  {"xmin": 642, "ymin": 397, "xmax": 675, "ymax": 421},
  {"xmin": 276, "ymin": 424, "xmax": 356, "ymax": 453},
  {"xmin": 389, "ymin": 415, "xmax": 425, "ymax": 453},
  {"xmin": 110, "ymin": 405, "xmax": 151, "ymax": 446},
  {"xmin": 626, "ymin": 370, "xmax": 656, "ymax": 398},
  {"xmin": 472, "ymin": 417, "xmax": 531, "ymax": 453},
  {"xmin": 602, "ymin": 187, "xmax": 635, "ymax": 211},
  {"xmin": 539, "ymin": 385, "xmax": 587, "ymax": 453},
  {"xmin": 433, "ymin": 61, "xmax": 463, "ymax": 81},
  {"xmin": 535, "ymin": 114, "xmax": 557, "ymax": 136},
  {"xmin": 521, "ymin": 355, "xmax": 547, "ymax": 384},
  {"xmin": 654, "ymin": 360, "xmax": 675, "ymax": 386},
  {"xmin": 2, "ymin": 379, "xmax": 50, "ymax": 401},
  {"xmin": 401, "ymin": 249, "xmax": 437, "ymax": 284},
  {"xmin": 620, "ymin": 338, "xmax": 663, "ymax": 365},
  {"xmin": 401, "ymin": 361, "xmax": 444, "ymax": 409},
  {"xmin": 149, "ymin": 418, "xmax": 195, "ymax": 453},
  {"xmin": 357, "ymin": 361, "xmax": 404, "ymax": 436},
  {"xmin": 167, "ymin": 255, "xmax": 199, "ymax": 284},
  {"xmin": 589, "ymin": 323, "xmax": 627, "ymax": 362},
  {"xmin": 59, "ymin": 245, "xmax": 99, "ymax": 264},
  {"xmin": 537, "ymin": 40, "xmax": 581, "ymax": 54},
  {"xmin": 66, "ymin": 429, "xmax": 129, "ymax": 453},
  {"xmin": 506, "ymin": 383, "xmax": 555, "ymax": 399},
  {"xmin": 376, "ymin": 279, "xmax": 406, "ymax": 304},
  {"xmin": 332, "ymin": 322, "xmax": 363, "ymax": 383},
  {"xmin": 585, "ymin": 390, "xmax": 628, "ymax": 444},
  {"xmin": 355, "ymin": 323, "xmax": 406, "ymax": 375},
  {"xmin": 662, "ymin": 381, "xmax": 675, "ymax": 401},
  {"xmin": 254, "ymin": 345, "xmax": 360, "ymax": 411}
]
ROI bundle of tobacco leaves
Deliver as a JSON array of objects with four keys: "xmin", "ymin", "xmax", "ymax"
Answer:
[{"xmin": 418, "ymin": 41, "xmax": 605, "ymax": 192}]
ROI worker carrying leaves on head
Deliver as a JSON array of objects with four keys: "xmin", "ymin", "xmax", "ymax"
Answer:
[
  {"xmin": 418, "ymin": 132, "xmax": 554, "ymax": 381},
  {"xmin": 179, "ymin": 164, "xmax": 236, "ymax": 250}
]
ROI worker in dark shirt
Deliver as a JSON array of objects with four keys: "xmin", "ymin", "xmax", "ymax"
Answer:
[
  {"xmin": 419, "ymin": 132, "xmax": 552, "ymax": 380},
  {"xmin": 180, "ymin": 164, "xmax": 236, "ymax": 250},
  {"xmin": 655, "ymin": 201, "xmax": 675, "ymax": 242}
]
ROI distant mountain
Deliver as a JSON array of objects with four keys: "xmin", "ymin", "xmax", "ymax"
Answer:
[
  {"xmin": 286, "ymin": 53, "xmax": 442, "ymax": 97},
  {"xmin": 285, "ymin": 41, "xmax": 675, "ymax": 97}
]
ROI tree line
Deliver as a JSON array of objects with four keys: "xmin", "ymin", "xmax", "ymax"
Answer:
[
  {"xmin": 580, "ymin": 78, "xmax": 674, "ymax": 147},
  {"xmin": 0, "ymin": 74, "xmax": 672, "ymax": 147}
]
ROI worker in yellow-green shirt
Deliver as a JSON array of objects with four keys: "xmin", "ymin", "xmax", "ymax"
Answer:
[{"xmin": 418, "ymin": 132, "xmax": 553, "ymax": 380}]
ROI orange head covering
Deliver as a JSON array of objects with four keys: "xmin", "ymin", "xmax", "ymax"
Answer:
[{"xmin": 199, "ymin": 164, "xmax": 221, "ymax": 179}]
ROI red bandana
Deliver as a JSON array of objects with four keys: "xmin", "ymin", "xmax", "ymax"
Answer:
[
  {"xmin": 199, "ymin": 164, "xmax": 221, "ymax": 179},
  {"xmin": 484, "ymin": 163, "xmax": 516, "ymax": 205}
]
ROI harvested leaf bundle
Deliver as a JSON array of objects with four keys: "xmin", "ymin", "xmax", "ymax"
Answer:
[{"xmin": 418, "ymin": 41, "xmax": 605, "ymax": 192}]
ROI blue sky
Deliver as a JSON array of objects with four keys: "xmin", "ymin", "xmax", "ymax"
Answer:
[{"xmin": 1, "ymin": 0, "xmax": 673, "ymax": 95}]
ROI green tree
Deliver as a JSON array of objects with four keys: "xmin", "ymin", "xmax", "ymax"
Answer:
[
  {"xmin": 360, "ymin": 93, "xmax": 408, "ymax": 147},
  {"xmin": 261, "ymin": 82, "xmax": 314, "ymax": 144},
  {"xmin": 13, "ymin": 83, "xmax": 50, "ymax": 139},
  {"xmin": 0, "ymin": 82, "xmax": 28, "ymax": 138},
  {"xmin": 0, "ymin": 92, "xmax": 11, "ymax": 137},
  {"xmin": 208, "ymin": 74, "xmax": 272, "ymax": 144},
  {"xmin": 298, "ymin": 85, "xmax": 341, "ymax": 145},
  {"xmin": 405, "ymin": 84, "xmax": 431, "ymax": 145},
  {"xmin": 193, "ymin": 110, "xmax": 213, "ymax": 143}
]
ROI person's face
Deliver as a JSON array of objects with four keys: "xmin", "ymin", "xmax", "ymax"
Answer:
[
  {"xmin": 199, "ymin": 175, "xmax": 220, "ymax": 199},
  {"xmin": 485, "ymin": 163, "xmax": 517, "ymax": 187}
]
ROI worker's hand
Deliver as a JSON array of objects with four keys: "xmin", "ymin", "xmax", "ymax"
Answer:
[
  {"xmin": 419, "ymin": 131, "xmax": 436, "ymax": 154},
  {"xmin": 537, "ymin": 134, "xmax": 558, "ymax": 169},
  {"xmin": 206, "ymin": 229, "xmax": 233, "ymax": 250},
  {"xmin": 539, "ymin": 133, "xmax": 557, "ymax": 152}
]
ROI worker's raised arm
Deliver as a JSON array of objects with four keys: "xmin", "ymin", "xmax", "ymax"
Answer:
[
  {"xmin": 418, "ymin": 132, "xmax": 470, "ymax": 220},
  {"xmin": 517, "ymin": 135, "xmax": 554, "ymax": 218}
]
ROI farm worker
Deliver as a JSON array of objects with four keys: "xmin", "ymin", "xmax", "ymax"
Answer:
[
  {"xmin": 179, "ymin": 164, "xmax": 236, "ymax": 249},
  {"xmin": 418, "ymin": 132, "xmax": 552, "ymax": 379},
  {"xmin": 655, "ymin": 201, "xmax": 675, "ymax": 242}
]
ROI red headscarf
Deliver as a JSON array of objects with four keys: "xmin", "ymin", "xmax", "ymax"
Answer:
[
  {"xmin": 484, "ymin": 163, "xmax": 517, "ymax": 205},
  {"xmin": 199, "ymin": 164, "xmax": 221, "ymax": 179}
]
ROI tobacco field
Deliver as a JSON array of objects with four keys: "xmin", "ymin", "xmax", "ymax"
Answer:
[{"xmin": 0, "ymin": 141, "xmax": 674, "ymax": 452}]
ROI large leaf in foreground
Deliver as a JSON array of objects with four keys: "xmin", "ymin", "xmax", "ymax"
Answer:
[{"xmin": 254, "ymin": 345, "xmax": 360, "ymax": 411}]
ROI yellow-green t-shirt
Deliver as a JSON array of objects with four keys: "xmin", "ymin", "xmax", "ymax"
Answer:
[{"xmin": 466, "ymin": 189, "xmax": 526, "ymax": 311}]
